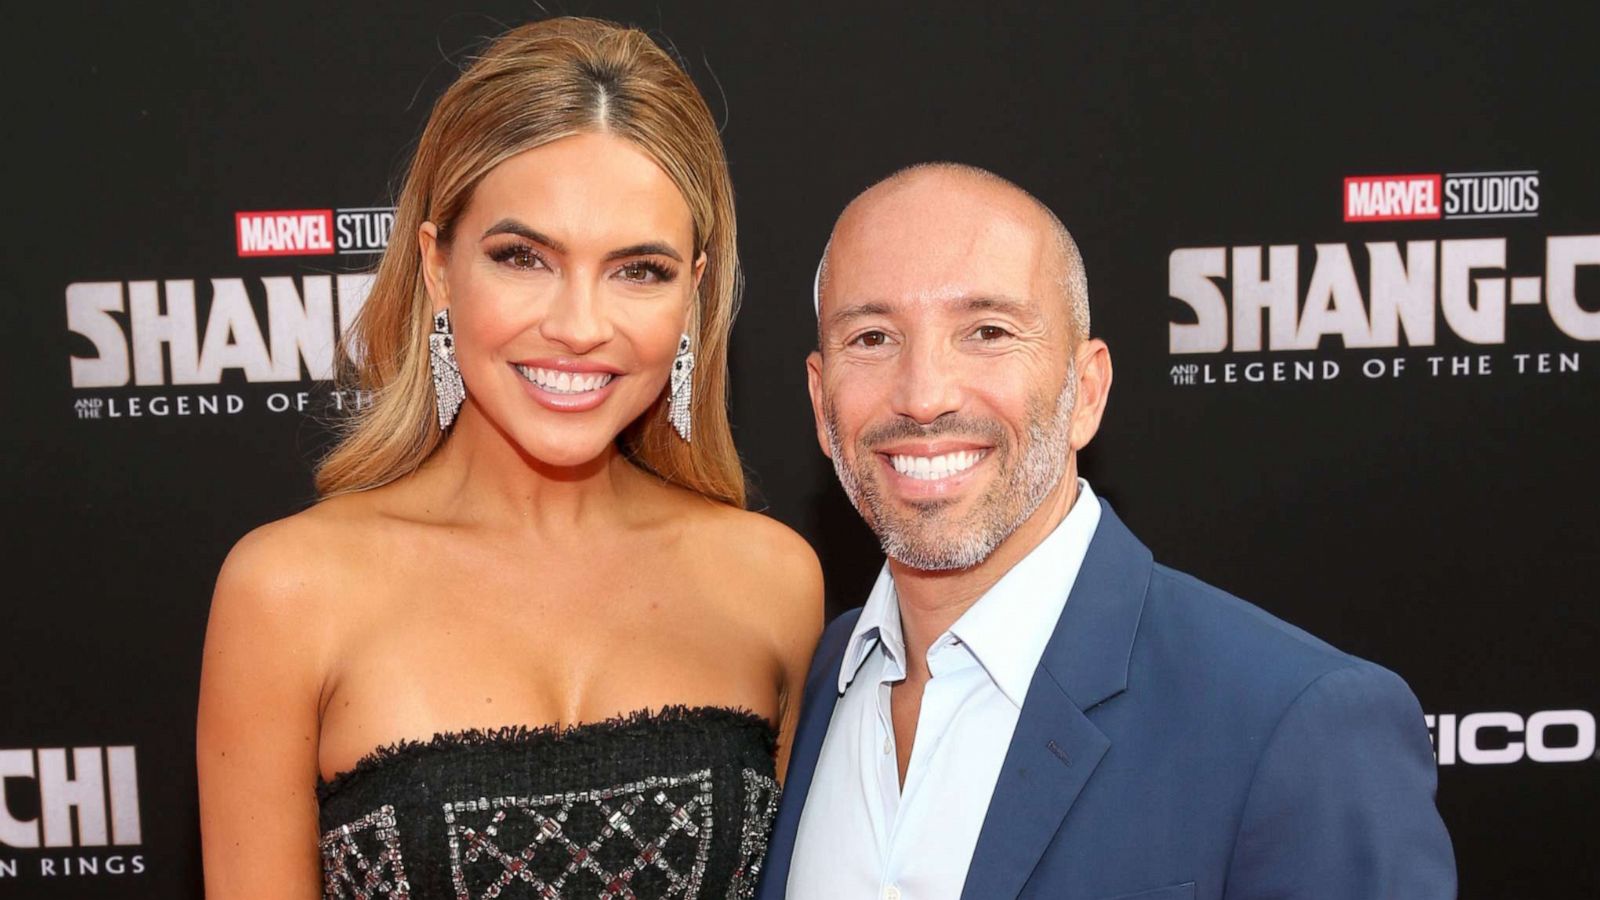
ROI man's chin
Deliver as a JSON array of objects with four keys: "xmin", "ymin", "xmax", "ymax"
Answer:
[
  {"xmin": 880, "ymin": 535, "xmax": 993, "ymax": 573},
  {"xmin": 870, "ymin": 513, "xmax": 993, "ymax": 570}
]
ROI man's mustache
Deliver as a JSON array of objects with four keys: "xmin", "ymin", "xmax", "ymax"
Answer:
[{"xmin": 856, "ymin": 415, "xmax": 1007, "ymax": 450}]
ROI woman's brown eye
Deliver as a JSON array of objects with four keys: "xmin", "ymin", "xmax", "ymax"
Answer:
[
  {"xmin": 620, "ymin": 261, "xmax": 671, "ymax": 282},
  {"xmin": 491, "ymin": 245, "xmax": 543, "ymax": 269}
]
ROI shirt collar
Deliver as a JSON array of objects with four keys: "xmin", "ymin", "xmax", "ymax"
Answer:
[
  {"xmin": 837, "ymin": 479, "xmax": 1103, "ymax": 705},
  {"xmin": 950, "ymin": 479, "xmax": 1101, "ymax": 707},
  {"xmin": 838, "ymin": 564, "xmax": 907, "ymax": 693}
]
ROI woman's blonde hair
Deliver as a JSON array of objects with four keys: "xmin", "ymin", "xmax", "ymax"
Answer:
[{"xmin": 316, "ymin": 17, "xmax": 745, "ymax": 506}]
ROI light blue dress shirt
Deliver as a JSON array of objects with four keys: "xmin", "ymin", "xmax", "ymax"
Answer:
[{"xmin": 788, "ymin": 480, "xmax": 1102, "ymax": 900}]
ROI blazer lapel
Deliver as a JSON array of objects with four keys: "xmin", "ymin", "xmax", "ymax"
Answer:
[
  {"xmin": 756, "ymin": 608, "xmax": 859, "ymax": 900},
  {"xmin": 960, "ymin": 501, "xmax": 1154, "ymax": 900}
]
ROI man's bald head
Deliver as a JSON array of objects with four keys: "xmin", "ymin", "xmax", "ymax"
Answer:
[{"xmin": 815, "ymin": 163, "xmax": 1090, "ymax": 341}]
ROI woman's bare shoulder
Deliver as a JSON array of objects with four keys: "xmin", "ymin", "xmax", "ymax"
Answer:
[
  {"xmin": 712, "ymin": 504, "xmax": 819, "ymax": 576},
  {"xmin": 683, "ymin": 499, "xmax": 825, "ymax": 640},
  {"xmin": 210, "ymin": 491, "xmax": 388, "ymax": 630}
]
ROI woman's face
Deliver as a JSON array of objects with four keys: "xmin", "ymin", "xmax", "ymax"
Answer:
[{"xmin": 420, "ymin": 132, "xmax": 704, "ymax": 468}]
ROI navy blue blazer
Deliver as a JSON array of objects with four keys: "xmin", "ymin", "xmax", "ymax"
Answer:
[{"xmin": 760, "ymin": 501, "xmax": 1455, "ymax": 899}]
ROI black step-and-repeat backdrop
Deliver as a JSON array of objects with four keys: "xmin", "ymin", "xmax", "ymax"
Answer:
[{"xmin": 4, "ymin": 2, "xmax": 1596, "ymax": 897}]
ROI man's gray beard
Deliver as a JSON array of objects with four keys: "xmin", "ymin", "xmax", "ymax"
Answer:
[{"xmin": 824, "ymin": 365, "xmax": 1077, "ymax": 572}]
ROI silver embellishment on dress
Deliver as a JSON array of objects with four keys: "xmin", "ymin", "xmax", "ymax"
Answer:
[
  {"xmin": 443, "ymin": 769, "xmax": 715, "ymax": 899},
  {"xmin": 725, "ymin": 769, "xmax": 780, "ymax": 900},
  {"xmin": 320, "ymin": 803, "xmax": 413, "ymax": 900}
]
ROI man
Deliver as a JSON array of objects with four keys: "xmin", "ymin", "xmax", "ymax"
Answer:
[{"xmin": 759, "ymin": 164, "xmax": 1455, "ymax": 899}]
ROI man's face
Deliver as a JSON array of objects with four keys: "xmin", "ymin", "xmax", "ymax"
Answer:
[{"xmin": 809, "ymin": 177, "xmax": 1086, "ymax": 571}]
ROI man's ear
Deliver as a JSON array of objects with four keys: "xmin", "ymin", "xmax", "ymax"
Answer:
[
  {"xmin": 806, "ymin": 350, "xmax": 832, "ymax": 459},
  {"xmin": 1068, "ymin": 338, "xmax": 1113, "ymax": 451},
  {"xmin": 418, "ymin": 221, "xmax": 449, "ymax": 313}
]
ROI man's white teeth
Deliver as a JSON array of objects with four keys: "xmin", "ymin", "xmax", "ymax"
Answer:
[
  {"xmin": 514, "ymin": 365, "xmax": 614, "ymax": 394},
  {"xmin": 889, "ymin": 450, "xmax": 987, "ymax": 480}
]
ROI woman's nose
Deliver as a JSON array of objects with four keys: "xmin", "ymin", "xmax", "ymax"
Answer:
[{"xmin": 538, "ymin": 277, "xmax": 614, "ymax": 353}]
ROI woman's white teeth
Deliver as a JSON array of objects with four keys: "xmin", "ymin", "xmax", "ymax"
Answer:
[
  {"xmin": 515, "ymin": 365, "xmax": 614, "ymax": 394},
  {"xmin": 889, "ymin": 450, "xmax": 986, "ymax": 480}
]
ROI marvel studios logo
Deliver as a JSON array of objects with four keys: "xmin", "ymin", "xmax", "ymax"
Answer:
[
  {"xmin": 235, "ymin": 207, "xmax": 395, "ymax": 257},
  {"xmin": 1343, "ymin": 171, "xmax": 1539, "ymax": 222}
]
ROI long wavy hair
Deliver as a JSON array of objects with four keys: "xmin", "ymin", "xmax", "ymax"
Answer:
[{"xmin": 316, "ymin": 17, "xmax": 745, "ymax": 506}]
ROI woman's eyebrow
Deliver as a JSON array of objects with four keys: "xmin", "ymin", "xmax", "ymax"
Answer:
[
  {"xmin": 481, "ymin": 218, "xmax": 566, "ymax": 253},
  {"xmin": 480, "ymin": 220, "xmax": 683, "ymax": 263},
  {"xmin": 605, "ymin": 242, "xmax": 682, "ymax": 263}
]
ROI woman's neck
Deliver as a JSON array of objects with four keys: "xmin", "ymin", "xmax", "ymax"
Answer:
[{"xmin": 409, "ymin": 404, "xmax": 645, "ymax": 534}]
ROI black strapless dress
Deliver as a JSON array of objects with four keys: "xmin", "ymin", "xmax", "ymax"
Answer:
[{"xmin": 315, "ymin": 706, "xmax": 780, "ymax": 900}]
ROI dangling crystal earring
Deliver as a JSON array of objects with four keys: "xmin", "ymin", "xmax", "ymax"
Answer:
[
  {"xmin": 428, "ymin": 309, "xmax": 465, "ymax": 430},
  {"xmin": 669, "ymin": 332, "xmax": 695, "ymax": 442}
]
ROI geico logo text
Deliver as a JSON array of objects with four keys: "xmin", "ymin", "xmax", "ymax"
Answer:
[{"xmin": 1425, "ymin": 710, "xmax": 1596, "ymax": 765}]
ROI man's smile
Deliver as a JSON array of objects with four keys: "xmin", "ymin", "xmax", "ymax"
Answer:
[
  {"xmin": 870, "ymin": 440, "xmax": 994, "ymax": 498},
  {"xmin": 886, "ymin": 449, "xmax": 988, "ymax": 480}
]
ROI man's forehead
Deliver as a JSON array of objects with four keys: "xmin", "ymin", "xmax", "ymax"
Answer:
[
  {"xmin": 825, "ymin": 290, "xmax": 1042, "ymax": 327},
  {"xmin": 837, "ymin": 178, "xmax": 1038, "ymax": 246},
  {"xmin": 822, "ymin": 210, "xmax": 1047, "ymax": 310}
]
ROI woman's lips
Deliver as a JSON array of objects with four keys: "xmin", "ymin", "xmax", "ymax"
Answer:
[{"xmin": 511, "ymin": 363, "xmax": 620, "ymax": 412}]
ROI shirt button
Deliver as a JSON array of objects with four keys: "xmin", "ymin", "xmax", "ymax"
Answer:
[
  {"xmin": 883, "ymin": 887, "xmax": 902, "ymax": 900},
  {"xmin": 883, "ymin": 736, "xmax": 892, "ymax": 755}
]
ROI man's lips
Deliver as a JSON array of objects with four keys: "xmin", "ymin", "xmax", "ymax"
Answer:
[{"xmin": 872, "ymin": 441, "xmax": 993, "ymax": 483}]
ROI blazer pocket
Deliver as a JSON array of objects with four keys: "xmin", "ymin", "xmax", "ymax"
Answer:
[{"xmin": 1093, "ymin": 883, "xmax": 1196, "ymax": 900}]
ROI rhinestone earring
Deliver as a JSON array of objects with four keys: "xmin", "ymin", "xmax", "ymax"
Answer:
[
  {"xmin": 428, "ymin": 309, "xmax": 465, "ymax": 430},
  {"xmin": 669, "ymin": 332, "xmax": 695, "ymax": 442}
]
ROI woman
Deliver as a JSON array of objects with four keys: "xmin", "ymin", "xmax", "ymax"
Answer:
[{"xmin": 196, "ymin": 18, "xmax": 822, "ymax": 899}]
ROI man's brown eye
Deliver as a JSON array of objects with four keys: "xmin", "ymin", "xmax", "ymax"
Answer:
[
  {"xmin": 977, "ymin": 325, "xmax": 1010, "ymax": 340},
  {"xmin": 857, "ymin": 331, "xmax": 887, "ymax": 347}
]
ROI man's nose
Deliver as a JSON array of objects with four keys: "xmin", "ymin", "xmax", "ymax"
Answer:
[
  {"xmin": 538, "ymin": 276, "xmax": 614, "ymax": 354},
  {"xmin": 890, "ymin": 338, "xmax": 962, "ymax": 425}
]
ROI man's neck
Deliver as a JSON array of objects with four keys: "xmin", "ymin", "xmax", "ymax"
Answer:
[{"xmin": 889, "ymin": 463, "xmax": 1081, "ymax": 681}]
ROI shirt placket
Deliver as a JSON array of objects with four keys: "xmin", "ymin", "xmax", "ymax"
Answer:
[{"xmin": 880, "ymin": 635, "xmax": 976, "ymax": 897}]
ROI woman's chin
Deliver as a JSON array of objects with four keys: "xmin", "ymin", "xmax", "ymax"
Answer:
[{"xmin": 512, "ymin": 433, "xmax": 622, "ymax": 471}]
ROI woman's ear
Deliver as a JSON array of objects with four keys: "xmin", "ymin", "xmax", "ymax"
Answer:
[
  {"xmin": 685, "ymin": 251, "xmax": 709, "ymax": 335},
  {"xmin": 691, "ymin": 251, "xmax": 708, "ymax": 293},
  {"xmin": 418, "ymin": 221, "xmax": 449, "ymax": 313}
]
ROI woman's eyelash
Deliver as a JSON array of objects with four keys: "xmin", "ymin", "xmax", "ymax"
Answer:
[
  {"xmin": 484, "ymin": 245, "xmax": 676, "ymax": 282},
  {"xmin": 618, "ymin": 260, "xmax": 678, "ymax": 282},
  {"xmin": 487, "ymin": 243, "xmax": 545, "ymax": 268}
]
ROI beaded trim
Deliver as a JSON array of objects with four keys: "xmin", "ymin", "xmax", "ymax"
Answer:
[
  {"xmin": 725, "ymin": 769, "xmax": 781, "ymax": 900},
  {"xmin": 317, "ymin": 706, "xmax": 775, "ymax": 802},
  {"xmin": 443, "ymin": 769, "xmax": 715, "ymax": 899},
  {"xmin": 320, "ymin": 803, "xmax": 412, "ymax": 900}
]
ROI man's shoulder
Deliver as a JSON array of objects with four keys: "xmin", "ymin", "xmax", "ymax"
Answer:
[{"xmin": 1138, "ymin": 562, "xmax": 1411, "ymax": 712}]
